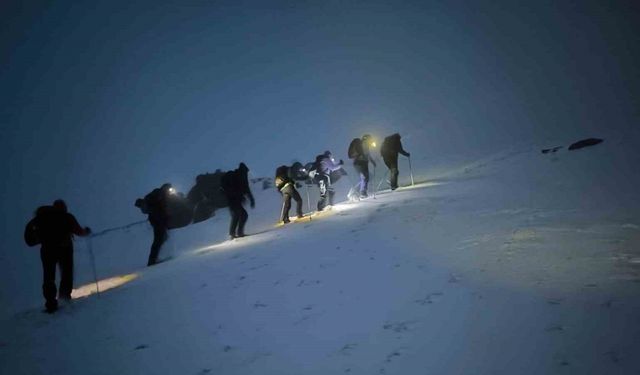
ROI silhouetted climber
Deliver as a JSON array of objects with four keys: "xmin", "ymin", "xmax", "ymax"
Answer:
[
  {"xmin": 221, "ymin": 163, "xmax": 255, "ymax": 239},
  {"xmin": 275, "ymin": 165, "xmax": 303, "ymax": 224},
  {"xmin": 348, "ymin": 134, "xmax": 376, "ymax": 198},
  {"xmin": 24, "ymin": 200, "xmax": 91, "ymax": 313},
  {"xmin": 135, "ymin": 183, "xmax": 172, "ymax": 266},
  {"xmin": 381, "ymin": 133, "xmax": 410, "ymax": 190},
  {"xmin": 314, "ymin": 151, "xmax": 344, "ymax": 211}
]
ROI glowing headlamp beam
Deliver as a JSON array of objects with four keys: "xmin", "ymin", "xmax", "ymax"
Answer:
[{"xmin": 71, "ymin": 273, "xmax": 138, "ymax": 299}]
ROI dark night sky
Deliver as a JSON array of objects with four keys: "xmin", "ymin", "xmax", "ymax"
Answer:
[{"xmin": 1, "ymin": 0, "xmax": 638, "ymax": 313}]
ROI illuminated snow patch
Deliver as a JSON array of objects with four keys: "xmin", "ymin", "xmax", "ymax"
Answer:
[
  {"xmin": 194, "ymin": 231, "xmax": 278, "ymax": 255},
  {"xmin": 72, "ymin": 273, "xmax": 138, "ymax": 299},
  {"xmin": 396, "ymin": 181, "xmax": 445, "ymax": 191},
  {"xmin": 332, "ymin": 203, "xmax": 358, "ymax": 213}
]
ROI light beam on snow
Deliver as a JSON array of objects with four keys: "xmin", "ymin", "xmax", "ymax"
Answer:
[
  {"xmin": 396, "ymin": 181, "xmax": 444, "ymax": 191},
  {"xmin": 194, "ymin": 232, "xmax": 278, "ymax": 255},
  {"xmin": 332, "ymin": 203, "xmax": 358, "ymax": 213},
  {"xmin": 71, "ymin": 273, "xmax": 138, "ymax": 299}
]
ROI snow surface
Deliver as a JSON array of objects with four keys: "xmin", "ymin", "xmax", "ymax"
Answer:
[{"xmin": 2, "ymin": 138, "xmax": 640, "ymax": 375}]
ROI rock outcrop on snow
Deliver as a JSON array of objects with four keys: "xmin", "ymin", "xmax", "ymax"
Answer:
[{"xmin": 568, "ymin": 138, "xmax": 604, "ymax": 151}]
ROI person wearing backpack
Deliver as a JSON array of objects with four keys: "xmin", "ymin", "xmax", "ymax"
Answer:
[
  {"xmin": 314, "ymin": 151, "xmax": 344, "ymax": 211},
  {"xmin": 138, "ymin": 183, "xmax": 173, "ymax": 266},
  {"xmin": 380, "ymin": 133, "xmax": 411, "ymax": 190},
  {"xmin": 275, "ymin": 165, "xmax": 304, "ymax": 223},
  {"xmin": 222, "ymin": 162, "xmax": 255, "ymax": 239},
  {"xmin": 348, "ymin": 134, "xmax": 377, "ymax": 198},
  {"xmin": 24, "ymin": 200, "xmax": 91, "ymax": 313}
]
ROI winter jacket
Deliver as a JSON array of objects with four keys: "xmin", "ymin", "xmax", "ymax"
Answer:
[
  {"xmin": 275, "ymin": 165, "xmax": 294, "ymax": 191},
  {"xmin": 381, "ymin": 134, "xmax": 409, "ymax": 160},
  {"xmin": 316, "ymin": 154, "xmax": 343, "ymax": 175},
  {"xmin": 223, "ymin": 163, "xmax": 255, "ymax": 205},
  {"xmin": 25, "ymin": 206, "xmax": 87, "ymax": 248}
]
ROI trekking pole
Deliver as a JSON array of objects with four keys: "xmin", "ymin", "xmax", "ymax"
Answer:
[
  {"xmin": 377, "ymin": 169, "xmax": 389, "ymax": 191},
  {"xmin": 305, "ymin": 184, "xmax": 311, "ymax": 213},
  {"xmin": 372, "ymin": 164, "xmax": 377, "ymax": 199},
  {"xmin": 87, "ymin": 235, "xmax": 100, "ymax": 297},
  {"xmin": 408, "ymin": 156, "xmax": 415, "ymax": 186}
]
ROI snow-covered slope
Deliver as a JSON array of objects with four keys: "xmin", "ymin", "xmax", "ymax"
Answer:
[{"xmin": 2, "ymin": 138, "xmax": 639, "ymax": 375}]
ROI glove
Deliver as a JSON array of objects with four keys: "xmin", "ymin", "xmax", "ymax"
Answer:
[
  {"xmin": 406, "ymin": 152, "xmax": 411, "ymax": 157},
  {"xmin": 339, "ymin": 159, "xmax": 344, "ymax": 165},
  {"xmin": 250, "ymin": 200, "xmax": 256, "ymax": 209},
  {"xmin": 84, "ymin": 227, "xmax": 92, "ymax": 235},
  {"xmin": 372, "ymin": 161, "xmax": 377, "ymax": 168}
]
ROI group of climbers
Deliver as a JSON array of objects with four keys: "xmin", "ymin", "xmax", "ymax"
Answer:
[
  {"xmin": 23, "ymin": 132, "xmax": 409, "ymax": 313},
  {"xmin": 276, "ymin": 133, "xmax": 410, "ymax": 224}
]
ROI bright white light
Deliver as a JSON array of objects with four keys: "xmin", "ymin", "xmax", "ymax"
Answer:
[
  {"xmin": 168, "ymin": 187, "xmax": 177, "ymax": 194},
  {"xmin": 194, "ymin": 232, "xmax": 278, "ymax": 255},
  {"xmin": 397, "ymin": 181, "xmax": 444, "ymax": 190},
  {"xmin": 332, "ymin": 203, "xmax": 358, "ymax": 213},
  {"xmin": 71, "ymin": 273, "xmax": 138, "ymax": 299}
]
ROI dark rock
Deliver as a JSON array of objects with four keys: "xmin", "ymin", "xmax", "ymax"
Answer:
[{"xmin": 568, "ymin": 138, "xmax": 603, "ymax": 151}]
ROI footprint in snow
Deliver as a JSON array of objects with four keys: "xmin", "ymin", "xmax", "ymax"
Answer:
[
  {"xmin": 545, "ymin": 324, "xmax": 565, "ymax": 332},
  {"xmin": 385, "ymin": 350, "xmax": 402, "ymax": 363},
  {"xmin": 253, "ymin": 302, "xmax": 268, "ymax": 308},
  {"xmin": 297, "ymin": 279, "xmax": 322, "ymax": 287},
  {"xmin": 547, "ymin": 298, "xmax": 562, "ymax": 305},
  {"xmin": 338, "ymin": 343, "xmax": 357, "ymax": 356},
  {"xmin": 249, "ymin": 263, "xmax": 270, "ymax": 271},
  {"xmin": 383, "ymin": 321, "xmax": 415, "ymax": 333},
  {"xmin": 223, "ymin": 345, "xmax": 233, "ymax": 352},
  {"xmin": 134, "ymin": 344, "xmax": 148, "ymax": 350},
  {"xmin": 415, "ymin": 292, "xmax": 444, "ymax": 305}
]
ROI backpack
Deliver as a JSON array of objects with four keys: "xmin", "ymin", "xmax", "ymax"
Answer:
[
  {"xmin": 220, "ymin": 170, "xmax": 236, "ymax": 192},
  {"xmin": 348, "ymin": 138, "xmax": 363, "ymax": 159},
  {"xmin": 275, "ymin": 165, "xmax": 289, "ymax": 189},
  {"xmin": 24, "ymin": 220, "xmax": 40, "ymax": 247},
  {"xmin": 275, "ymin": 165, "xmax": 289, "ymax": 180}
]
